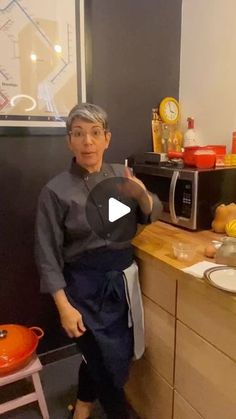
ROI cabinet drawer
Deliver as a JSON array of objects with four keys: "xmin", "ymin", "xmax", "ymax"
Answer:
[
  {"xmin": 175, "ymin": 321, "xmax": 236, "ymax": 419},
  {"xmin": 143, "ymin": 295, "xmax": 175, "ymax": 385},
  {"xmin": 125, "ymin": 357, "xmax": 173, "ymax": 419},
  {"xmin": 173, "ymin": 391, "xmax": 203, "ymax": 419},
  {"xmin": 177, "ymin": 278, "xmax": 236, "ymax": 361},
  {"xmin": 138, "ymin": 258, "xmax": 177, "ymax": 315}
]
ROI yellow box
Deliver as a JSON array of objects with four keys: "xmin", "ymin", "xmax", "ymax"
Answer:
[
  {"xmin": 224, "ymin": 154, "xmax": 232, "ymax": 165},
  {"xmin": 231, "ymin": 154, "xmax": 236, "ymax": 165}
]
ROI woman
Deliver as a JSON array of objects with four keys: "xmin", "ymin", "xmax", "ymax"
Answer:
[{"xmin": 35, "ymin": 103, "xmax": 162, "ymax": 419}]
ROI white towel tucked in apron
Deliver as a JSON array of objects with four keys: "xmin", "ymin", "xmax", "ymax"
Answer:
[{"xmin": 123, "ymin": 261, "xmax": 145, "ymax": 359}]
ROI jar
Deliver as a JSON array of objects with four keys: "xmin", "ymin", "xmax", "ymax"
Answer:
[
  {"xmin": 151, "ymin": 108, "xmax": 162, "ymax": 153},
  {"xmin": 167, "ymin": 125, "xmax": 183, "ymax": 152},
  {"xmin": 215, "ymin": 237, "xmax": 236, "ymax": 266}
]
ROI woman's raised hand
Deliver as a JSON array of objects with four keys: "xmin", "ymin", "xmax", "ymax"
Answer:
[
  {"xmin": 119, "ymin": 167, "xmax": 153, "ymax": 215},
  {"xmin": 120, "ymin": 167, "xmax": 147, "ymax": 200}
]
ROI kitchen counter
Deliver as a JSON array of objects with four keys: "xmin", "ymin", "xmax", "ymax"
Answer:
[
  {"xmin": 134, "ymin": 221, "xmax": 236, "ymax": 313},
  {"xmin": 125, "ymin": 221, "xmax": 236, "ymax": 419},
  {"xmin": 133, "ymin": 220, "xmax": 224, "ymax": 269}
]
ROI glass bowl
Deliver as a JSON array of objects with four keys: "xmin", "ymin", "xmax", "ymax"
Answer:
[{"xmin": 172, "ymin": 242, "xmax": 195, "ymax": 261}]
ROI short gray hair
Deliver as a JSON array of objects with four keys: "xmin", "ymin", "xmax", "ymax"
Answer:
[{"xmin": 66, "ymin": 103, "xmax": 109, "ymax": 133}]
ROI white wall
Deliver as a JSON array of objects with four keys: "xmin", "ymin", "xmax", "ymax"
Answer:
[{"xmin": 179, "ymin": 0, "xmax": 236, "ymax": 151}]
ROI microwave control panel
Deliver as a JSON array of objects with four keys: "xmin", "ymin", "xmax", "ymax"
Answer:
[{"xmin": 181, "ymin": 182, "xmax": 192, "ymax": 218}]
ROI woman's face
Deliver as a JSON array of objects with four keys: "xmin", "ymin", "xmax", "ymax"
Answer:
[{"xmin": 67, "ymin": 118, "xmax": 111, "ymax": 172}]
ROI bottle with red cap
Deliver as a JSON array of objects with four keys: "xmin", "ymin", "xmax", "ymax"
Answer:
[{"xmin": 184, "ymin": 117, "xmax": 200, "ymax": 147}]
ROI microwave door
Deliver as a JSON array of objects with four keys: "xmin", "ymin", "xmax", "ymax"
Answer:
[
  {"xmin": 169, "ymin": 170, "xmax": 198, "ymax": 229},
  {"xmin": 169, "ymin": 170, "xmax": 178, "ymax": 224}
]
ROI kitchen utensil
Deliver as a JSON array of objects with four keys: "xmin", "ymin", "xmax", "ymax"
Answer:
[
  {"xmin": 215, "ymin": 237, "xmax": 236, "ymax": 266},
  {"xmin": 172, "ymin": 242, "xmax": 195, "ymax": 261},
  {"xmin": 176, "ymin": 145, "xmax": 226, "ymax": 167},
  {"xmin": 182, "ymin": 146, "xmax": 202, "ymax": 166},
  {"xmin": 0, "ymin": 324, "xmax": 44, "ymax": 376},
  {"xmin": 204, "ymin": 266, "xmax": 236, "ymax": 293},
  {"xmin": 194, "ymin": 149, "xmax": 216, "ymax": 169}
]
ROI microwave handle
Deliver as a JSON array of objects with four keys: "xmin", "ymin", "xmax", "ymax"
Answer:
[{"xmin": 169, "ymin": 170, "xmax": 179, "ymax": 223}]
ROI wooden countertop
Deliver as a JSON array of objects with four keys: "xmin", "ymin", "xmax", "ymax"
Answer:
[
  {"xmin": 132, "ymin": 220, "xmax": 222, "ymax": 269},
  {"xmin": 132, "ymin": 221, "xmax": 236, "ymax": 311}
]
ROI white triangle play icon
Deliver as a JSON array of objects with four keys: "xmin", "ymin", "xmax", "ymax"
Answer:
[{"xmin": 108, "ymin": 198, "xmax": 131, "ymax": 222}]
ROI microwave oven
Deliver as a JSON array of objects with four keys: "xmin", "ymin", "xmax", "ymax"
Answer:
[{"xmin": 130, "ymin": 163, "xmax": 236, "ymax": 230}]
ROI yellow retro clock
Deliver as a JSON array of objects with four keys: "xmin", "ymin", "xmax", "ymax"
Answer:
[{"xmin": 159, "ymin": 96, "xmax": 180, "ymax": 124}]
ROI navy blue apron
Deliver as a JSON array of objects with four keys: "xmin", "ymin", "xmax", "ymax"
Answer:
[{"xmin": 63, "ymin": 247, "xmax": 134, "ymax": 388}]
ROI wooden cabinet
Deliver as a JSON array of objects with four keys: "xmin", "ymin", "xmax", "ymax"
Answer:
[
  {"xmin": 125, "ymin": 357, "xmax": 173, "ymax": 419},
  {"xmin": 138, "ymin": 257, "xmax": 177, "ymax": 315},
  {"xmin": 175, "ymin": 321, "xmax": 236, "ymax": 419},
  {"xmin": 128, "ymin": 222, "xmax": 236, "ymax": 419},
  {"xmin": 177, "ymin": 277, "xmax": 236, "ymax": 361},
  {"xmin": 173, "ymin": 391, "xmax": 203, "ymax": 419},
  {"xmin": 143, "ymin": 295, "xmax": 175, "ymax": 385}
]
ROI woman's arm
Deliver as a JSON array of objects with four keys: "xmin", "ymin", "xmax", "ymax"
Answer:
[
  {"xmin": 35, "ymin": 186, "xmax": 86, "ymax": 338},
  {"xmin": 35, "ymin": 186, "xmax": 66, "ymax": 293}
]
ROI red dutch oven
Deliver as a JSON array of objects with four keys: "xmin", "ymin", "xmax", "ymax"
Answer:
[
  {"xmin": 0, "ymin": 324, "xmax": 44, "ymax": 376},
  {"xmin": 168, "ymin": 145, "xmax": 226, "ymax": 167},
  {"xmin": 183, "ymin": 145, "xmax": 226, "ymax": 166}
]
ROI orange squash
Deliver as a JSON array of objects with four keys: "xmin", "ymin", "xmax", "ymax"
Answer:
[{"xmin": 211, "ymin": 203, "xmax": 236, "ymax": 233}]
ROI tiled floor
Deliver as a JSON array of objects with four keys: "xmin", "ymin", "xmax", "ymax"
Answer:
[{"xmin": 0, "ymin": 353, "xmax": 105, "ymax": 419}]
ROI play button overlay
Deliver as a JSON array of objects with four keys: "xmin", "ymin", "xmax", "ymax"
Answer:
[
  {"xmin": 85, "ymin": 176, "xmax": 147, "ymax": 243},
  {"xmin": 108, "ymin": 198, "xmax": 131, "ymax": 222}
]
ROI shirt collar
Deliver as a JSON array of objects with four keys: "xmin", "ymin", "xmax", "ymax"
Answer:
[{"xmin": 69, "ymin": 158, "xmax": 108, "ymax": 178}]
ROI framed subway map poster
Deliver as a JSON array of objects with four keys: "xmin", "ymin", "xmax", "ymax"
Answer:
[{"xmin": 0, "ymin": 0, "xmax": 85, "ymax": 134}]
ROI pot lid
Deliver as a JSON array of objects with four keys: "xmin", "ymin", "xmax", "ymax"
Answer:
[{"xmin": 0, "ymin": 324, "xmax": 43, "ymax": 368}]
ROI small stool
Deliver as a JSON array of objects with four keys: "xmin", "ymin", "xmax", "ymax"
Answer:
[{"xmin": 0, "ymin": 355, "xmax": 49, "ymax": 418}]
